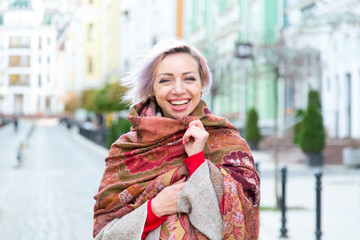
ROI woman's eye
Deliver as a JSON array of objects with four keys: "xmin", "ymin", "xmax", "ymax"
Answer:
[
  {"xmin": 159, "ymin": 79, "xmax": 170, "ymax": 83},
  {"xmin": 185, "ymin": 77, "xmax": 196, "ymax": 81}
]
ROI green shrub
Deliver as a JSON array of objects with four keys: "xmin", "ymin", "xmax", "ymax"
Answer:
[
  {"xmin": 308, "ymin": 89, "xmax": 322, "ymax": 112},
  {"xmin": 106, "ymin": 117, "xmax": 132, "ymax": 148},
  {"xmin": 245, "ymin": 107, "xmax": 261, "ymax": 143},
  {"xmin": 299, "ymin": 90, "xmax": 325, "ymax": 153}
]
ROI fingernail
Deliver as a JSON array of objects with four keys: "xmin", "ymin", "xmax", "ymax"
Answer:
[{"xmin": 186, "ymin": 125, "xmax": 189, "ymax": 129}]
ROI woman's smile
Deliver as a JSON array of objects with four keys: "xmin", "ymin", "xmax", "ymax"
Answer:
[{"xmin": 169, "ymin": 99, "xmax": 191, "ymax": 111}]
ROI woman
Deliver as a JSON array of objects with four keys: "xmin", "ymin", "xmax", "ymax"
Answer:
[{"xmin": 93, "ymin": 40, "xmax": 260, "ymax": 239}]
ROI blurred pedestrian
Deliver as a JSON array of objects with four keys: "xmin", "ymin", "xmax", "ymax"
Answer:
[
  {"xmin": 13, "ymin": 115, "xmax": 18, "ymax": 133},
  {"xmin": 93, "ymin": 40, "xmax": 260, "ymax": 239}
]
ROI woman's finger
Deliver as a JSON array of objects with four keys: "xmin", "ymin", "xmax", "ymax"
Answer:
[
  {"xmin": 188, "ymin": 119, "xmax": 205, "ymax": 130},
  {"xmin": 183, "ymin": 125, "xmax": 208, "ymax": 144},
  {"xmin": 172, "ymin": 177, "xmax": 186, "ymax": 185}
]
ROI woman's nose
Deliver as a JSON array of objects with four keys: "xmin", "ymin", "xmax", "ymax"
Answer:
[{"xmin": 172, "ymin": 79, "xmax": 185, "ymax": 94}]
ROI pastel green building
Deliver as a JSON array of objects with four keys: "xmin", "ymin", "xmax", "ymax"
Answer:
[{"xmin": 184, "ymin": 0, "xmax": 283, "ymax": 131}]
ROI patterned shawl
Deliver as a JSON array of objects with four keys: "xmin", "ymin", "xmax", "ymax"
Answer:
[{"xmin": 93, "ymin": 99, "xmax": 260, "ymax": 239}]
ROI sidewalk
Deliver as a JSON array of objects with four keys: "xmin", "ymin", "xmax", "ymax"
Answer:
[
  {"xmin": 252, "ymin": 150, "xmax": 360, "ymax": 240},
  {"xmin": 0, "ymin": 118, "xmax": 106, "ymax": 240}
]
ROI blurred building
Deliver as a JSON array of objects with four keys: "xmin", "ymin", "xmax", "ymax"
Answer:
[
  {"xmin": 119, "ymin": 0, "xmax": 181, "ymax": 72},
  {"xmin": 0, "ymin": 0, "xmax": 61, "ymax": 116},
  {"xmin": 283, "ymin": 0, "xmax": 360, "ymax": 138},
  {"xmin": 50, "ymin": 0, "xmax": 82, "ymax": 115},
  {"xmin": 184, "ymin": 0, "xmax": 283, "ymax": 132},
  {"xmin": 78, "ymin": 0, "xmax": 120, "ymax": 90}
]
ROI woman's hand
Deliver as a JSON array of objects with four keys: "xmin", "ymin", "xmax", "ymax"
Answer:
[
  {"xmin": 151, "ymin": 178, "xmax": 186, "ymax": 217},
  {"xmin": 183, "ymin": 120, "xmax": 209, "ymax": 157}
]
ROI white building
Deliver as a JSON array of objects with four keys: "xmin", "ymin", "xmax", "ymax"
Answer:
[
  {"xmin": 119, "ymin": 0, "xmax": 180, "ymax": 72},
  {"xmin": 0, "ymin": 0, "xmax": 60, "ymax": 116},
  {"xmin": 284, "ymin": 0, "xmax": 360, "ymax": 138}
]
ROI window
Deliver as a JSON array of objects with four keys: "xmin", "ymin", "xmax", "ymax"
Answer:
[
  {"xmin": 9, "ymin": 36, "xmax": 30, "ymax": 48},
  {"xmin": 88, "ymin": 23, "xmax": 94, "ymax": 41},
  {"xmin": 9, "ymin": 56, "xmax": 30, "ymax": 67},
  {"xmin": 88, "ymin": 57, "xmax": 93, "ymax": 73},
  {"xmin": 9, "ymin": 74, "xmax": 30, "ymax": 86}
]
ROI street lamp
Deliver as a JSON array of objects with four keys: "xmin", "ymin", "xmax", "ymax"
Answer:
[{"xmin": 235, "ymin": 42, "xmax": 253, "ymax": 59}]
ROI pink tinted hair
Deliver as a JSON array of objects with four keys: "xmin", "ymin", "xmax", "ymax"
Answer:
[{"xmin": 121, "ymin": 39, "xmax": 212, "ymax": 107}]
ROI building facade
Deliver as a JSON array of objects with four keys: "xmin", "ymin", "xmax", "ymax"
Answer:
[
  {"xmin": 119, "ymin": 0, "xmax": 181, "ymax": 73},
  {"xmin": 0, "ymin": 0, "xmax": 60, "ymax": 116},
  {"xmin": 77, "ymin": 0, "xmax": 121, "ymax": 90},
  {"xmin": 284, "ymin": 0, "xmax": 360, "ymax": 138},
  {"xmin": 184, "ymin": 0, "xmax": 283, "ymax": 132}
]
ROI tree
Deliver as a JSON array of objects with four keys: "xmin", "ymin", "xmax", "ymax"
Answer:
[
  {"xmin": 257, "ymin": 35, "xmax": 321, "ymax": 207},
  {"xmin": 80, "ymin": 82, "xmax": 128, "ymax": 114},
  {"xmin": 108, "ymin": 82, "xmax": 128, "ymax": 111},
  {"xmin": 308, "ymin": 89, "xmax": 322, "ymax": 112},
  {"xmin": 299, "ymin": 90, "xmax": 325, "ymax": 166},
  {"xmin": 244, "ymin": 107, "xmax": 261, "ymax": 150},
  {"xmin": 80, "ymin": 89, "xmax": 97, "ymax": 112},
  {"xmin": 93, "ymin": 82, "xmax": 129, "ymax": 113},
  {"xmin": 64, "ymin": 92, "xmax": 78, "ymax": 117},
  {"xmin": 93, "ymin": 84, "xmax": 112, "ymax": 113}
]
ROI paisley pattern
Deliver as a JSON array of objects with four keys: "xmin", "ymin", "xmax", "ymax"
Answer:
[{"xmin": 93, "ymin": 99, "xmax": 260, "ymax": 239}]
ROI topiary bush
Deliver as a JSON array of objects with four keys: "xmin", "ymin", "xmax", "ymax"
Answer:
[
  {"xmin": 244, "ymin": 107, "xmax": 261, "ymax": 150},
  {"xmin": 292, "ymin": 109, "xmax": 304, "ymax": 145},
  {"xmin": 299, "ymin": 90, "xmax": 325, "ymax": 154}
]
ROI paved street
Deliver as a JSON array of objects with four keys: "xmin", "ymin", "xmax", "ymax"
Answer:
[
  {"xmin": 0, "ymin": 118, "xmax": 359, "ymax": 240},
  {"xmin": 0, "ymin": 119, "xmax": 107, "ymax": 240}
]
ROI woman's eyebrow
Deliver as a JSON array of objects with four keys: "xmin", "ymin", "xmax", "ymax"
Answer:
[
  {"xmin": 157, "ymin": 73, "xmax": 173, "ymax": 77},
  {"xmin": 157, "ymin": 71, "xmax": 196, "ymax": 77},
  {"xmin": 156, "ymin": 73, "xmax": 174, "ymax": 78},
  {"xmin": 182, "ymin": 71, "xmax": 196, "ymax": 75}
]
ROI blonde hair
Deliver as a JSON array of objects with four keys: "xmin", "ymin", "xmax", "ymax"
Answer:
[{"xmin": 121, "ymin": 39, "xmax": 212, "ymax": 107}]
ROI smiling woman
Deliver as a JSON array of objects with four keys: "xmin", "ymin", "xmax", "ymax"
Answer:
[{"xmin": 93, "ymin": 40, "xmax": 260, "ymax": 240}]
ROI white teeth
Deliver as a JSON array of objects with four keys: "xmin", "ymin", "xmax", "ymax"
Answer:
[{"xmin": 170, "ymin": 100, "xmax": 189, "ymax": 105}]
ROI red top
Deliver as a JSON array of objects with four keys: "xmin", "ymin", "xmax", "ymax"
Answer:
[{"xmin": 141, "ymin": 151, "xmax": 205, "ymax": 239}]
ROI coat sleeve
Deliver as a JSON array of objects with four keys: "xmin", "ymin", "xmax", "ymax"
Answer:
[
  {"xmin": 177, "ymin": 160, "xmax": 223, "ymax": 240},
  {"xmin": 94, "ymin": 202, "xmax": 148, "ymax": 240}
]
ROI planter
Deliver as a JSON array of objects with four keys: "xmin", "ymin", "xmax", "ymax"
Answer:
[
  {"xmin": 306, "ymin": 153, "xmax": 323, "ymax": 167},
  {"xmin": 343, "ymin": 148, "xmax": 360, "ymax": 167}
]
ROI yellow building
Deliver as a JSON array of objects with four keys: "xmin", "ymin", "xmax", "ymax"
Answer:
[{"xmin": 81, "ymin": 0, "xmax": 120, "ymax": 90}]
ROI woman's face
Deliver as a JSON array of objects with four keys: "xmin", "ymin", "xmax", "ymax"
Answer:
[{"xmin": 153, "ymin": 53, "xmax": 203, "ymax": 119}]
